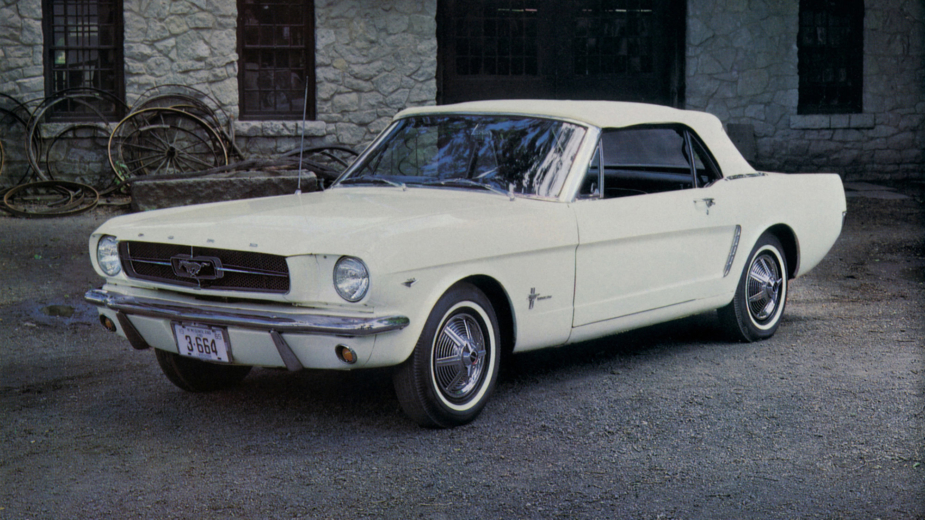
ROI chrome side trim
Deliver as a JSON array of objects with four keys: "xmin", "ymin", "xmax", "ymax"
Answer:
[
  {"xmin": 85, "ymin": 289, "xmax": 410, "ymax": 337},
  {"xmin": 723, "ymin": 225, "xmax": 742, "ymax": 277},
  {"xmin": 724, "ymin": 172, "xmax": 767, "ymax": 181}
]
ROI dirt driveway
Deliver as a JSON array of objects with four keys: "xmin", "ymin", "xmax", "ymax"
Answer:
[{"xmin": 1, "ymin": 188, "xmax": 923, "ymax": 519}]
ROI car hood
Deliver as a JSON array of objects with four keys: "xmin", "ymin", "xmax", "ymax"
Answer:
[{"xmin": 95, "ymin": 187, "xmax": 578, "ymax": 273}]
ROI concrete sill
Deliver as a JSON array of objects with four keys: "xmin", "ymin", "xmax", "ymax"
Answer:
[
  {"xmin": 789, "ymin": 114, "xmax": 875, "ymax": 130},
  {"xmin": 234, "ymin": 120, "xmax": 327, "ymax": 137}
]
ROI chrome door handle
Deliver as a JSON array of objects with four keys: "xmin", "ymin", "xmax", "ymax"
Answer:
[{"xmin": 695, "ymin": 198, "xmax": 716, "ymax": 215}]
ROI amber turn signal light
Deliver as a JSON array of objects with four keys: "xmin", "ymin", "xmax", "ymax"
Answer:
[
  {"xmin": 100, "ymin": 315, "xmax": 117, "ymax": 332},
  {"xmin": 335, "ymin": 344, "xmax": 357, "ymax": 364}
]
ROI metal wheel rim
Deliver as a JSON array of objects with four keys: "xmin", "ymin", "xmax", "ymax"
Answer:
[
  {"xmin": 746, "ymin": 252, "xmax": 783, "ymax": 322},
  {"xmin": 432, "ymin": 311, "xmax": 488, "ymax": 402}
]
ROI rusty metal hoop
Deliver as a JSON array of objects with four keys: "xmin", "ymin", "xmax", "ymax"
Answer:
[
  {"xmin": 1, "ymin": 180, "xmax": 99, "ymax": 218},
  {"xmin": 0, "ymin": 105, "xmax": 34, "ymax": 187},
  {"xmin": 282, "ymin": 145, "xmax": 359, "ymax": 187},
  {"xmin": 25, "ymin": 88, "xmax": 127, "ymax": 181},
  {"xmin": 44, "ymin": 124, "xmax": 121, "ymax": 196}
]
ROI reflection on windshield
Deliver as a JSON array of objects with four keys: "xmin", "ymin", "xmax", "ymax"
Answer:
[{"xmin": 337, "ymin": 115, "xmax": 586, "ymax": 199}]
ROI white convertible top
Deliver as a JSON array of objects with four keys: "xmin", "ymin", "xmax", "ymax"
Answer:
[{"xmin": 395, "ymin": 100, "xmax": 756, "ymax": 176}]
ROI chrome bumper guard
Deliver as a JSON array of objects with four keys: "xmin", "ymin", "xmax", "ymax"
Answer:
[{"xmin": 84, "ymin": 289, "xmax": 410, "ymax": 337}]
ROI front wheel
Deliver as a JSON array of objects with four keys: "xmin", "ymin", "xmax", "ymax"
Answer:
[
  {"xmin": 155, "ymin": 349, "xmax": 252, "ymax": 392},
  {"xmin": 393, "ymin": 283, "xmax": 501, "ymax": 428},
  {"xmin": 719, "ymin": 233, "xmax": 788, "ymax": 342}
]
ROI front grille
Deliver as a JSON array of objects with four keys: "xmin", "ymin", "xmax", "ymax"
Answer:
[{"xmin": 119, "ymin": 241, "xmax": 290, "ymax": 293}]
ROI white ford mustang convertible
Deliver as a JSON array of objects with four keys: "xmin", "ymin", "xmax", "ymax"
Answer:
[{"xmin": 86, "ymin": 100, "xmax": 846, "ymax": 427}]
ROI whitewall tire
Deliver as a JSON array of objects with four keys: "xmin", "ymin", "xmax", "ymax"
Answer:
[{"xmin": 393, "ymin": 282, "xmax": 500, "ymax": 428}]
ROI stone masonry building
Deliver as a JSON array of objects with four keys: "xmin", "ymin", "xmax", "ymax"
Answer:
[{"xmin": 0, "ymin": 0, "xmax": 922, "ymax": 186}]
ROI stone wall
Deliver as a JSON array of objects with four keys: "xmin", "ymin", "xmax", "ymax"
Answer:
[
  {"xmin": 0, "ymin": 0, "xmax": 43, "ymax": 187},
  {"xmin": 123, "ymin": 0, "xmax": 238, "ymax": 110},
  {"xmin": 314, "ymin": 0, "xmax": 437, "ymax": 145},
  {"xmin": 686, "ymin": 0, "xmax": 925, "ymax": 180},
  {"xmin": 2, "ymin": 0, "xmax": 921, "ymax": 186},
  {"xmin": 0, "ymin": 0, "xmax": 44, "ymax": 100},
  {"xmin": 240, "ymin": 0, "xmax": 438, "ymax": 156},
  {"xmin": 0, "ymin": 0, "xmax": 438, "ymax": 187}
]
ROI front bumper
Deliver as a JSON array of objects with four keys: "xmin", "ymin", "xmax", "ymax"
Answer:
[
  {"xmin": 85, "ymin": 289, "xmax": 410, "ymax": 336},
  {"xmin": 85, "ymin": 288, "xmax": 411, "ymax": 370}
]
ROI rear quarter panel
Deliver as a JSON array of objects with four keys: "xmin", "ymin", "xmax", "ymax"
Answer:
[{"xmin": 716, "ymin": 172, "xmax": 846, "ymax": 287}]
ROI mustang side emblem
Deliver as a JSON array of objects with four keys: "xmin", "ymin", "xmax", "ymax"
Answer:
[
  {"xmin": 170, "ymin": 254, "xmax": 224, "ymax": 280},
  {"xmin": 527, "ymin": 287, "xmax": 551, "ymax": 310}
]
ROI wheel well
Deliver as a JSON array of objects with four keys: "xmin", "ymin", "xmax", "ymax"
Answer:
[
  {"xmin": 460, "ymin": 275, "xmax": 515, "ymax": 356},
  {"xmin": 766, "ymin": 224, "xmax": 799, "ymax": 279}
]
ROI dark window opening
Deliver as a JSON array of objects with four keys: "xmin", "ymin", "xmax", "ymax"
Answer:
[
  {"xmin": 237, "ymin": 0, "xmax": 315, "ymax": 120},
  {"xmin": 438, "ymin": 0, "xmax": 685, "ymax": 106},
  {"xmin": 450, "ymin": 0, "xmax": 540, "ymax": 76},
  {"xmin": 798, "ymin": 0, "xmax": 863, "ymax": 114},
  {"xmin": 43, "ymin": 0, "xmax": 125, "ymax": 119},
  {"xmin": 573, "ymin": 0, "xmax": 654, "ymax": 76}
]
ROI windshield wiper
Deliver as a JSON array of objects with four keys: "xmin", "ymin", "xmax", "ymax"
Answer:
[
  {"xmin": 338, "ymin": 176, "xmax": 406, "ymax": 190},
  {"xmin": 419, "ymin": 178, "xmax": 512, "ymax": 198}
]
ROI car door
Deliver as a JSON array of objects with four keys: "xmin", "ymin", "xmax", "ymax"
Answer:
[{"xmin": 571, "ymin": 126, "xmax": 738, "ymax": 328}]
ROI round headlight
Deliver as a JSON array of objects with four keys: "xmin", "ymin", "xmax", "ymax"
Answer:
[
  {"xmin": 333, "ymin": 256, "xmax": 369, "ymax": 302},
  {"xmin": 97, "ymin": 235, "xmax": 122, "ymax": 276}
]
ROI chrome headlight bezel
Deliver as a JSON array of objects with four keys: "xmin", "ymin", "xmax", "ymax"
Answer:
[
  {"xmin": 333, "ymin": 256, "xmax": 369, "ymax": 303},
  {"xmin": 96, "ymin": 235, "xmax": 122, "ymax": 277}
]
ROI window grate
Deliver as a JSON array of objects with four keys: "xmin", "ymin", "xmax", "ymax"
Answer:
[
  {"xmin": 238, "ymin": 0, "xmax": 315, "ymax": 119},
  {"xmin": 573, "ymin": 0, "xmax": 654, "ymax": 76},
  {"xmin": 797, "ymin": 0, "xmax": 863, "ymax": 114},
  {"xmin": 450, "ymin": 0, "xmax": 540, "ymax": 76},
  {"xmin": 43, "ymin": 0, "xmax": 124, "ymax": 118}
]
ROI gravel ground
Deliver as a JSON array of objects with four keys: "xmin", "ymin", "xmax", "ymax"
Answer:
[{"xmin": 0, "ymin": 189, "xmax": 923, "ymax": 519}]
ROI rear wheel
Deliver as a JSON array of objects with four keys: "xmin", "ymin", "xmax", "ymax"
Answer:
[
  {"xmin": 155, "ymin": 349, "xmax": 251, "ymax": 392},
  {"xmin": 393, "ymin": 283, "xmax": 500, "ymax": 428},
  {"xmin": 719, "ymin": 233, "xmax": 788, "ymax": 342}
]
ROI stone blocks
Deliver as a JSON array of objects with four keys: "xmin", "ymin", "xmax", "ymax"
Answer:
[{"xmin": 687, "ymin": 0, "xmax": 924, "ymax": 180}]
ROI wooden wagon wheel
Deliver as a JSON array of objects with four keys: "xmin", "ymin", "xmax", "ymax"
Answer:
[{"xmin": 108, "ymin": 107, "xmax": 228, "ymax": 181}]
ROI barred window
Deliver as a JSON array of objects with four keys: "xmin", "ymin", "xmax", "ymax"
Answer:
[
  {"xmin": 798, "ymin": 0, "xmax": 863, "ymax": 114},
  {"xmin": 450, "ymin": 0, "xmax": 540, "ymax": 77},
  {"xmin": 43, "ymin": 0, "xmax": 125, "ymax": 119},
  {"xmin": 573, "ymin": 0, "xmax": 654, "ymax": 76},
  {"xmin": 238, "ymin": 0, "xmax": 315, "ymax": 120}
]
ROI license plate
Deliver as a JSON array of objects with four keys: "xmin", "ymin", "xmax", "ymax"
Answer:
[{"xmin": 172, "ymin": 323, "xmax": 232, "ymax": 363}]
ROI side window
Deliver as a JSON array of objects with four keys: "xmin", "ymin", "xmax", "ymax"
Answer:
[
  {"xmin": 578, "ymin": 142, "xmax": 601, "ymax": 198},
  {"xmin": 689, "ymin": 133, "xmax": 722, "ymax": 187},
  {"xmin": 599, "ymin": 127, "xmax": 692, "ymax": 199}
]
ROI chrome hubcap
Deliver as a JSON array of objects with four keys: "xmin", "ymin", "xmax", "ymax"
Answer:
[
  {"xmin": 746, "ymin": 253, "xmax": 782, "ymax": 322},
  {"xmin": 433, "ymin": 313, "xmax": 486, "ymax": 401}
]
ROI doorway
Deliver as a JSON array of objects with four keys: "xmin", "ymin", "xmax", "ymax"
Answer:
[{"xmin": 437, "ymin": 0, "xmax": 686, "ymax": 106}]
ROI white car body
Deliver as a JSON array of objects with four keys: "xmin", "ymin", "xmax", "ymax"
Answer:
[{"xmin": 86, "ymin": 100, "xmax": 846, "ymax": 425}]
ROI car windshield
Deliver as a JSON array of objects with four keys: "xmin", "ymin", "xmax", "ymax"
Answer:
[{"xmin": 336, "ymin": 114, "xmax": 586, "ymax": 199}]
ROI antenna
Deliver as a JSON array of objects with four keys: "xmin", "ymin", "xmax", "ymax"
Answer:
[{"xmin": 296, "ymin": 80, "xmax": 309, "ymax": 194}]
